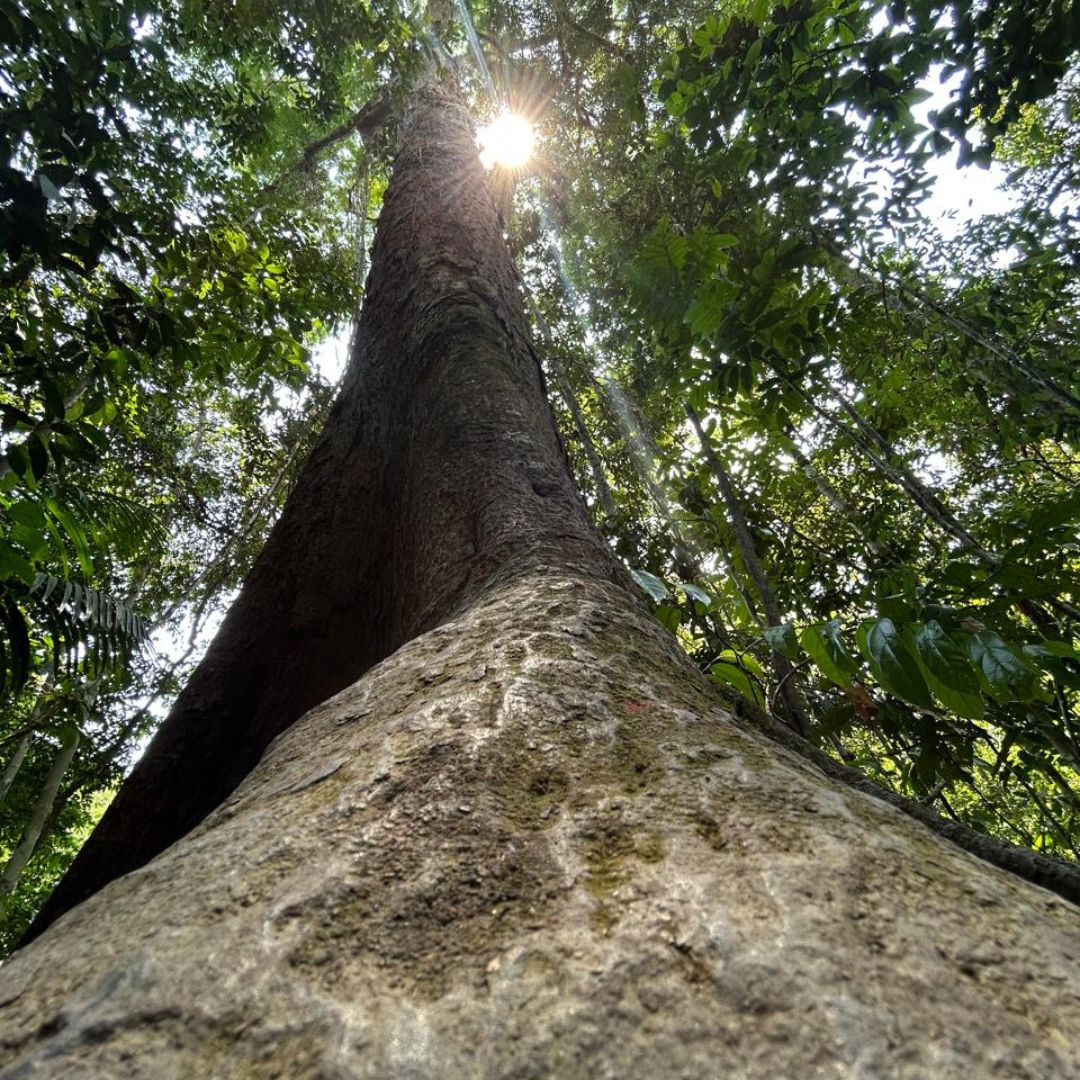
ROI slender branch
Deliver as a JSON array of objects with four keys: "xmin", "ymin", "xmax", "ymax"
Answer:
[
  {"xmin": 688, "ymin": 404, "xmax": 812, "ymax": 738},
  {"xmin": 0, "ymin": 732, "xmax": 31, "ymax": 804},
  {"xmin": 0, "ymin": 726, "xmax": 80, "ymax": 895},
  {"xmin": 245, "ymin": 83, "xmax": 397, "ymax": 224}
]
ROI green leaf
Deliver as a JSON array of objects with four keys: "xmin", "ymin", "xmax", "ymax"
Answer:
[
  {"xmin": 684, "ymin": 279, "xmax": 737, "ymax": 338},
  {"xmin": 856, "ymin": 618, "xmax": 933, "ymax": 708},
  {"xmin": 708, "ymin": 653, "xmax": 765, "ymax": 706},
  {"xmin": 1031, "ymin": 640, "xmax": 1080, "ymax": 661},
  {"xmin": 799, "ymin": 619, "xmax": 858, "ymax": 688},
  {"xmin": 762, "ymin": 621, "xmax": 800, "ymax": 659},
  {"xmin": 687, "ymin": 385, "xmax": 709, "ymax": 415},
  {"xmin": 104, "ymin": 348, "xmax": 131, "ymax": 378},
  {"xmin": 913, "ymin": 620, "xmax": 984, "ymax": 720},
  {"xmin": 630, "ymin": 568, "xmax": 669, "ymax": 603},
  {"xmin": 5, "ymin": 500, "xmax": 46, "ymax": 530},
  {"xmin": 26, "ymin": 433, "xmax": 49, "ymax": 481},
  {"xmin": 655, "ymin": 601, "xmax": 683, "ymax": 632},
  {"xmin": 1022, "ymin": 644, "xmax": 1080, "ymax": 691},
  {"xmin": 42, "ymin": 495, "xmax": 94, "ymax": 580},
  {"xmin": 0, "ymin": 540, "xmax": 35, "ymax": 584},
  {"xmin": 679, "ymin": 581, "xmax": 711, "ymax": 606},
  {"xmin": 1027, "ymin": 489, "xmax": 1080, "ymax": 534},
  {"xmin": 38, "ymin": 173, "xmax": 64, "ymax": 202},
  {"xmin": 967, "ymin": 631, "xmax": 1036, "ymax": 701},
  {"xmin": 5, "ymin": 443, "xmax": 32, "ymax": 481},
  {"xmin": 715, "ymin": 647, "xmax": 764, "ymax": 677}
]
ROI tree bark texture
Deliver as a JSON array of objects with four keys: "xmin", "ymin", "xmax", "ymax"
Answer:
[
  {"xmin": 1, "ymin": 569, "xmax": 1079, "ymax": 1077},
  {"xmin": 30, "ymin": 79, "xmax": 622, "ymax": 936}
]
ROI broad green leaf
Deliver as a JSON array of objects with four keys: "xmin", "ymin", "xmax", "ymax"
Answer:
[
  {"xmin": 799, "ymin": 619, "xmax": 858, "ymax": 688},
  {"xmin": 967, "ymin": 631, "xmax": 1036, "ymax": 701},
  {"xmin": 913, "ymin": 620, "xmax": 984, "ymax": 720},
  {"xmin": 105, "ymin": 348, "xmax": 131, "ymax": 378},
  {"xmin": 655, "ymin": 601, "xmax": 683, "ymax": 632},
  {"xmin": 26, "ymin": 433, "xmax": 49, "ymax": 481},
  {"xmin": 5, "ymin": 443, "xmax": 31, "ymax": 481},
  {"xmin": 715, "ymin": 648, "xmax": 764, "ymax": 677},
  {"xmin": 1021, "ymin": 644, "xmax": 1080, "ymax": 692},
  {"xmin": 679, "ymin": 581, "xmax": 711, "ymax": 606},
  {"xmin": 38, "ymin": 173, "xmax": 64, "ymax": 201},
  {"xmin": 5, "ymin": 500, "xmax": 46, "ymax": 530},
  {"xmin": 1027, "ymin": 489, "xmax": 1080, "ymax": 534},
  {"xmin": 857, "ymin": 618, "xmax": 934, "ymax": 709},
  {"xmin": 630, "ymin": 568, "xmax": 669, "ymax": 603},
  {"xmin": 0, "ymin": 540, "xmax": 34, "ymax": 584},
  {"xmin": 687, "ymin": 385, "xmax": 709, "ymax": 415},
  {"xmin": 762, "ymin": 621, "xmax": 801, "ymax": 660},
  {"xmin": 1032, "ymin": 640, "xmax": 1080, "ymax": 661},
  {"xmin": 708, "ymin": 657, "xmax": 765, "ymax": 706}
]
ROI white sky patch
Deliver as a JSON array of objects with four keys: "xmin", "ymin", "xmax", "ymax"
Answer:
[
  {"xmin": 913, "ymin": 67, "xmax": 1018, "ymax": 238},
  {"xmin": 922, "ymin": 152, "xmax": 1014, "ymax": 238},
  {"xmin": 312, "ymin": 323, "xmax": 351, "ymax": 383}
]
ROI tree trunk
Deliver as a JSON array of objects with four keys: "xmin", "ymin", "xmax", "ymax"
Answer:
[
  {"xmin": 2, "ymin": 568, "xmax": 1080, "ymax": 1075},
  {"xmin": 7, "ymin": 76, "xmax": 1080, "ymax": 1075},
  {"xmin": 0, "ymin": 731, "xmax": 32, "ymax": 804},
  {"xmin": 29, "ymin": 77, "xmax": 622, "ymax": 937}
]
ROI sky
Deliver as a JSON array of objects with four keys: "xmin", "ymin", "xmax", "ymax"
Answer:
[{"xmin": 915, "ymin": 71, "xmax": 1018, "ymax": 238}]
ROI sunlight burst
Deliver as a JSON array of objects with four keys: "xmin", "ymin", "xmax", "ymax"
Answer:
[{"xmin": 478, "ymin": 112, "xmax": 535, "ymax": 171}]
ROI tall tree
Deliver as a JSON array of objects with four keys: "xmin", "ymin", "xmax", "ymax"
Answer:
[{"xmin": 1, "ymin": 69, "xmax": 1079, "ymax": 1076}]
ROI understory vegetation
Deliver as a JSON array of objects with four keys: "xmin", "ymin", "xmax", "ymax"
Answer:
[{"xmin": 1, "ymin": 0, "xmax": 1078, "ymax": 949}]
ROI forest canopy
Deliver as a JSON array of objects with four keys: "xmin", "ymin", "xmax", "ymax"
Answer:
[{"xmin": 1, "ymin": 0, "xmax": 1078, "ymax": 949}]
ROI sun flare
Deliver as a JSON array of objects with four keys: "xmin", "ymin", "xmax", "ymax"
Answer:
[{"xmin": 477, "ymin": 112, "xmax": 536, "ymax": 170}]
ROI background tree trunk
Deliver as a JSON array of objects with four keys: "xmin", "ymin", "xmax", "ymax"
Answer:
[
  {"xmin": 0, "ymin": 726, "xmax": 78, "ymax": 895},
  {"xmin": 688, "ymin": 405, "xmax": 812, "ymax": 737}
]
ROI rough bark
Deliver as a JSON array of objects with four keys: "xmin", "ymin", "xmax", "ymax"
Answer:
[
  {"xmin": 1, "ymin": 570, "xmax": 1079, "ymax": 1077},
  {"xmin": 30, "ymin": 77, "xmax": 622, "ymax": 938}
]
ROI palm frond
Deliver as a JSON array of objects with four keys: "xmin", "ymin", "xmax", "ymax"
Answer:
[{"xmin": 0, "ymin": 577, "xmax": 151, "ymax": 695}]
